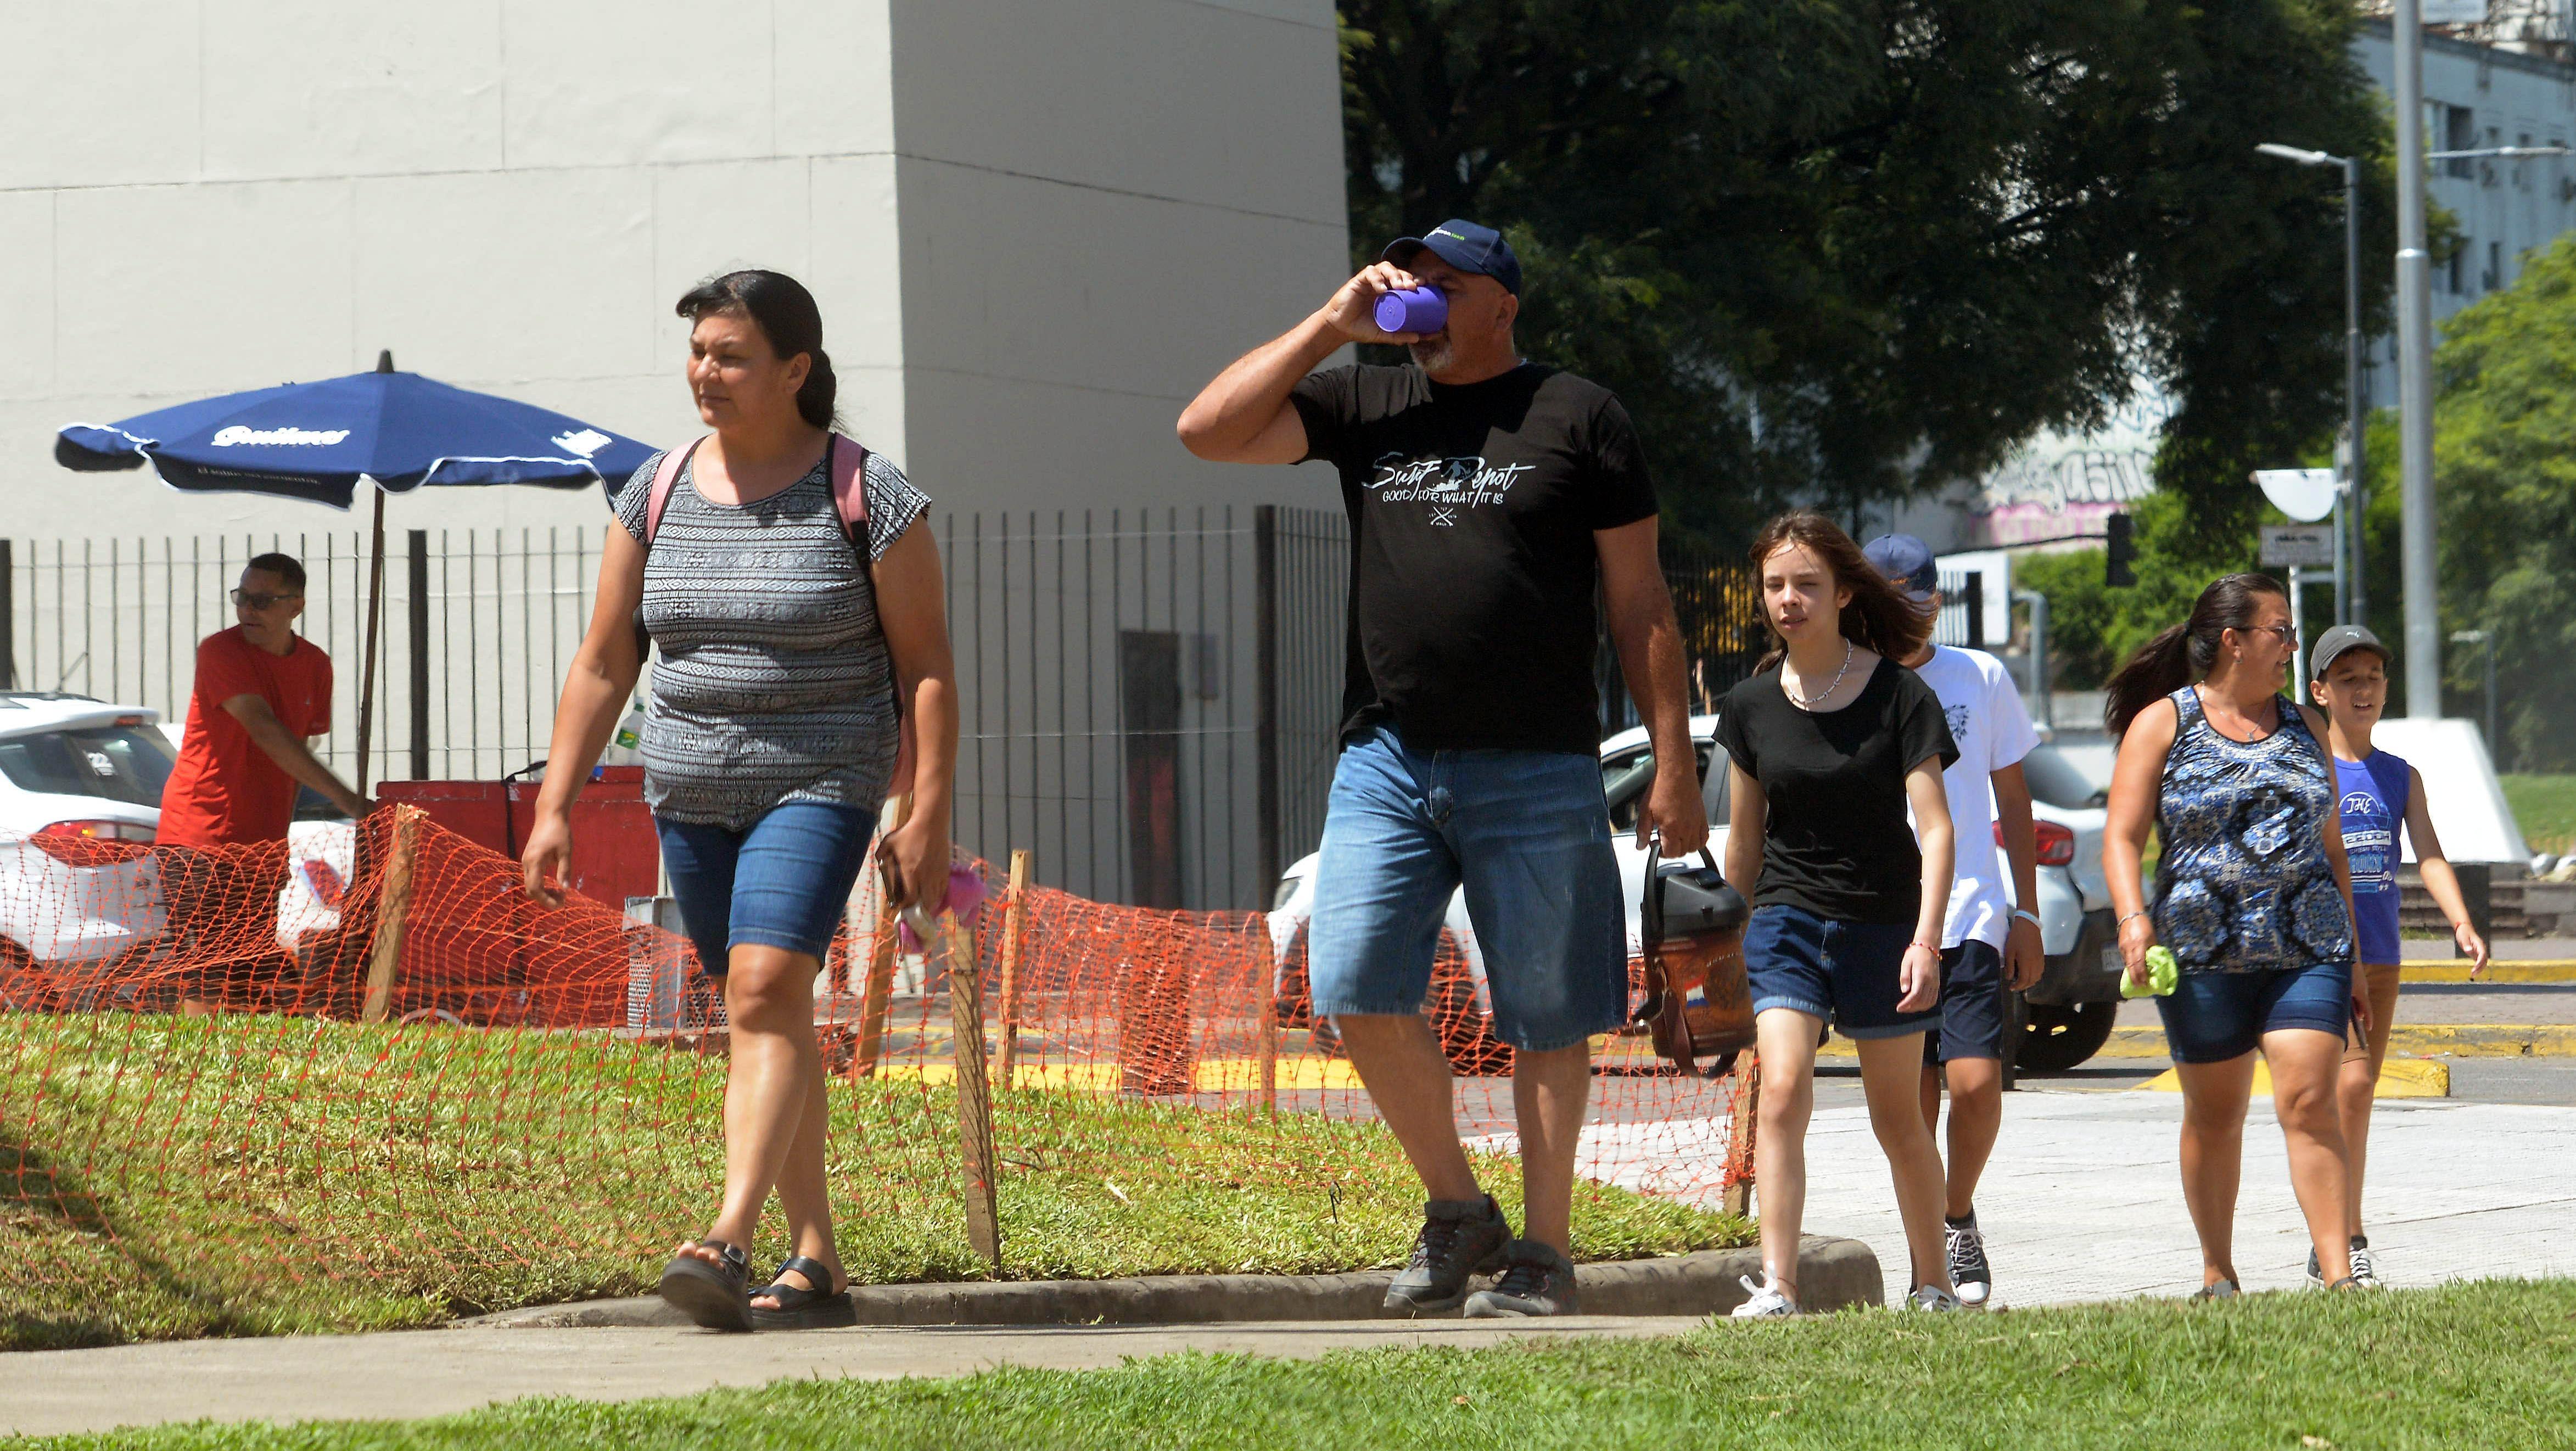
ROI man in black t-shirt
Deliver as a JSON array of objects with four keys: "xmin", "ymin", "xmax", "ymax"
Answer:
[{"xmin": 1179, "ymin": 220, "xmax": 1704, "ymax": 1319}]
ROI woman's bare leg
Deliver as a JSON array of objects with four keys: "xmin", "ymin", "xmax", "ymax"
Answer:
[
  {"xmin": 2174, "ymin": 1055, "xmax": 2257, "ymax": 1290},
  {"xmin": 1750, "ymin": 1009, "xmax": 1822, "ymax": 1299}
]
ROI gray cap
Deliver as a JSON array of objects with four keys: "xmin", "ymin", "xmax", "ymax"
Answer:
[{"xmin": 2309, "ymin": 623, "xmax": 2392, "ymax": 682}]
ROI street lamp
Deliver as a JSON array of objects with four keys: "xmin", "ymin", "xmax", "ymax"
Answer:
[{"xmin": 2255, "ymin": 142, "xmax": 2365, "ymax": 629}]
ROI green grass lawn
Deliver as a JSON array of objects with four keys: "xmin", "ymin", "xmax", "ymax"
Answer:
[
  {"xmin": 25, "ymin": 1279, "xmax": 2576, "ymax": 1450},
  {"xmin": 2504, "ymin": 773, "xmax": 2576, "ymax": 855},
  {"xmin": 0, "ymin": 1012, "xmax": 1741, "ymax": 1352}
]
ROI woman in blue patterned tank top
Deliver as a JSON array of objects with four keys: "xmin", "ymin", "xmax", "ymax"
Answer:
[{"xmin": 2103, "ymin": 574, "xmax": 2366, "ymax": 1296}]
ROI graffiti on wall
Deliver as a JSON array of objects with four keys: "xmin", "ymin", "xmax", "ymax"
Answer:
[{"xmin": 1970, "ymin": 385, "xmax": 2172, "ymax": 547}]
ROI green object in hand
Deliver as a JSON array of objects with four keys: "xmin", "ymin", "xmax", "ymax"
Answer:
[{"xmin": 2122, "ymin": 944, "xmax": 2180, "ymax": 999}]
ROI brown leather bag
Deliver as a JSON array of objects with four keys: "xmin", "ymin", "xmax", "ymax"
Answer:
[{"xmin": 1636, "ymin": 842, "xmax": 1755, "ymax": 1078}]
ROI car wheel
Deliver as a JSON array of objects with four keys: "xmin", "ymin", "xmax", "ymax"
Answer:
[{"xmin": 2015, "ymin": 1000, "xmax": 2116, "ymax": 1073}]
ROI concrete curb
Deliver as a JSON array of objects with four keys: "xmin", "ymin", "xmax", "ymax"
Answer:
[
  {"xmin": 2401, "ymin": 962, "xmax": 2576, "ymax": 984},
  {"xmin": 1813, "ymin": 1021, "xmax": 2576, "ymax": 1061},
  {"xmin": 455, "ymin": 1237, "xmax": 1879, "ymax": 1330},
  {"xmin": 2089, "ymin": 1024, "xmax": 2576, "ymax": 1059}
]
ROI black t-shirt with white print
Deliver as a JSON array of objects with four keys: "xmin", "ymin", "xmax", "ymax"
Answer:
[
  {"xmin": 1715, "ymin": 657, "xmax": 1959, "ymax": 925},
  {"xmin": 1290, "ymin": 362, "xmax": 1659, "ymax": 754}
]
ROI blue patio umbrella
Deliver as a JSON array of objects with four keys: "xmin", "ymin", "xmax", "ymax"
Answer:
[{"xmin": 56, "ymin": 352, "xmax": 657, "ymax": 787}]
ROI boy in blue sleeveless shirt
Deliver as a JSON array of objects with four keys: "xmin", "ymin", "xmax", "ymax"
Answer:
[{"xmin": 2307, "ymin": 625, "xmax": 2489, "ymax": 1287}]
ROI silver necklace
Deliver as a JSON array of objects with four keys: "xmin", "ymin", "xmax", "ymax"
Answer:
[{"xmin": 1784, "ymin": 638, "xmax": 1855, "ymax": 710}]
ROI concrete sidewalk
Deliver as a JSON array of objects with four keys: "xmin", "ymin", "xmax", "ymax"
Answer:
[
  {"xmin": 1664, "ymin": 1089, "xmax": 2576, "ymax": 1306},
  {"xmin": 2, "ymin": 1318, "xmax": 1687, "ymax": 1439}
]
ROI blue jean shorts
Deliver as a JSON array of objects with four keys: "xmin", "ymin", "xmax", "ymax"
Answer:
[
  {"xmin": 1306, "ymin": 725, "xmax": 1627, "ymax": 1054},
  {"xmin": 2154, "ymin": 959, "xmax": 2353, "ymax": 1065},
  {"xmin": 1742, "ymin": 903, "xmax": 1937, "ymax": 1040},
  {"xmin": 656, "ymin": 800, "xmax": 878, "ymax": 976},
  {"xmin": 1923, "ymin": 940, "xmax": 2006, "ymax": 1065}
]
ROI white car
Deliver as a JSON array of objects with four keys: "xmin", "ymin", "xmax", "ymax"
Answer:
[
  {"xmin": 0, "ymin": 693, "xmax": 175, "ymax": 979},
  {"xmin": 1266, "ymin": 719, "xmax": 2124, "ymax": 1071}
]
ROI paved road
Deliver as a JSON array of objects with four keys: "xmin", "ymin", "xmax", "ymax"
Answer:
[{"xmin": 1769, "ymin": 1087, "xmax": 2576, "ymax": 1307}]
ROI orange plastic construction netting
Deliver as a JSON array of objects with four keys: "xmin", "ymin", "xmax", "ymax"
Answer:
[{"xmin": 0, "ymin": 808, "xmax": 1750, "ymax": 1340}]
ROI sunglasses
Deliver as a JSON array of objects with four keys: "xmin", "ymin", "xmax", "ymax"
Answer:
[
  {"xmin": 229, "ymin": 589, "xmax": 303, "ymax": 610},
  {"xmin": 2237, "ymin": 623, "xmax": 2297, "ymax": 646}
]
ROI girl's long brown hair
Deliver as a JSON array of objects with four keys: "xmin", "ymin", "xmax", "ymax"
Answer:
[{"xmin": 1748, "ymin": 511, "xmax": 1933, "ymax": 671}]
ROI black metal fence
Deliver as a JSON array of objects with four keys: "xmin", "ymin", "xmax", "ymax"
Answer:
[
  {"xmin": 4, "ymin": 508, "xmax": 1777, "ymax": 912},
  {"xmin": 1598, "ymin": 534, "xmax": 1768, "ymax": 732},
  {"xmin": 939, "ymin": 506, "xmax": 1347, "ymax": 913}
]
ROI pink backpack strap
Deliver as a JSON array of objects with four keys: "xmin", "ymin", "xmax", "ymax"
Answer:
[
  {"xmin": 828, "ymin": 432, "xmax": 870, "ymax": 547},
  {"xmin": 642, "ymin": 436, "xmax": 706, "ymax": 546},
  {"xmin": 826, "ymin": 432, "xmax": 920, "ymax": 797}
]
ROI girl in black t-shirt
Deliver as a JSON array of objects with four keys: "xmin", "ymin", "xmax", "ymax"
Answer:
[{"xmin": 1716, "ymin": 512, "xmax": 1962, "ymax": 1316}]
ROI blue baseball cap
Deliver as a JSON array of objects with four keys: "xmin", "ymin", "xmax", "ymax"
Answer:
[
  {"xmin": 1862, "ymin": 533, "xmax": 1940, "ymax": 602},
  {"xmin": 1382, "ymin": 220, "xmax": 1522, "ymax": 295}
]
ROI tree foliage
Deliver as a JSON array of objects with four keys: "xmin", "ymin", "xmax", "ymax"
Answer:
[
  {"xmin": 1336, "ymin": 1, "xmax": 2395, "ymax": 547},
  {"xmin": 2427, "ymin": 233, "xmax": 2576, "ymax": 771}
]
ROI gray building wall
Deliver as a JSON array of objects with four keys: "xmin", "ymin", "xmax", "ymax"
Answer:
[
  {"xmin": 0, "ymin": 0, "xmax": 1345, "ymax": 540},
  {"xmin": 1, "ymin": 2, "xmax": 1352, "ymax": 908}
]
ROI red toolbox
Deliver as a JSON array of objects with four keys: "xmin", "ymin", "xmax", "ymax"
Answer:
[{"xmin": 379, "ymin": 766, "xmax": 659, "ymax": 907}]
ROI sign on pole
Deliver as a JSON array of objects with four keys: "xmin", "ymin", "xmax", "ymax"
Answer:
[
  {"xmin": 2260, "ymin": 524, "xmax": 2337, "ymax": 569},
  {"xmin": 2253, "ymin": 468, "xmax": 2340, "ymax": 523}
]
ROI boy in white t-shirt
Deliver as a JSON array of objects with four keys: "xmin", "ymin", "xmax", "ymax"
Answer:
[{"xmin": 1865, "ymin": 535, "xmax": 2045, "ymax": 1308}]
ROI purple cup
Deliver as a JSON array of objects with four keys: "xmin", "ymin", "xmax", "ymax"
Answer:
[{"xmin": 1373, "ymin": 287, "xmax": 1448, "ymax": 336}]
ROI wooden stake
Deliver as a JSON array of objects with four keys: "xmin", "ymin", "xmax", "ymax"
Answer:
[
  {"xmin": 1721, "ymin": 1052, "xmax": 1761, "ymax": 1220},
  {"xmin": 361, "ymin": 805, "xmax": 423, "ymax": 1024},
  {"xmin": 850, "ymin": 794, "xmax": 910, "ymax": 1079},
  {"xmin": 994, "ymin": 849, "xmax": 1031, "ymax": 1090},
  {"xmin": 936, "ymin": 907, "xmax": 1003, "ymax": 1270},
  {"xmin": 1257, "ymin": 961, "xmax": 1279, "ymax": 1116}
]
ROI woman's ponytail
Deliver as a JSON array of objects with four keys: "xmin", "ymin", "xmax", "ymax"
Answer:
[
  {"xmin": 2104, "ymin": 624, "xmax": 2195, "ymax": 737},
  {"xmin": 796, "ymin": 347, "xmax": 838, "ymax": 432}
]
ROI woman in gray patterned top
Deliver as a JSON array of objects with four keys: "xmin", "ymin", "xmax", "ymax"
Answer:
[{"xmin": 523, "ymin": 271, "xmax": 959, "ymax": 1332}]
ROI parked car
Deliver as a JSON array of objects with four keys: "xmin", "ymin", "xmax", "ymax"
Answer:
[
  {"xmin": 2011, "ymin": 740, "xmax": 2124, "ymax": 1071},
  {"xmin": 0, "ymin": 693, "xmax": 174, "ymax": 979},
  {"xmin": 1265, "ymin": 721, "xmax": 2126, "ymax": 1072}
]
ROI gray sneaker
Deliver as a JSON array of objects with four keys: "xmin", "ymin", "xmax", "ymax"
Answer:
[
  {"xmin": 1463, "ymin": 1240, "xmax": 1578, "ymax": 1318},
  {"xmin": 1384, "ymin": 1195, "xmax": 1510, "ymax": 1314}
]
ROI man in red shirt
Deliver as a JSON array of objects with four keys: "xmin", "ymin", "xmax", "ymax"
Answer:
[
  {"xmin": 159, "ymin": 554, "xmax": 371, "ymax": 847},
  {"xmin": 159, "ymin": 554, "xmax": 373, "ymax": 1013}
]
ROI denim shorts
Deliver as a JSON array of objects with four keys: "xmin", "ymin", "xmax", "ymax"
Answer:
[
  {"xmin": 2154, "ymin": 959, "xmax": 2353, "ymax": 1065},
  {"xmin": 1742, "ymin": 903, "xmax": 1937, "ymax": 1040},
  {"xmin": 1923, "ymin": 939, "xmax": 2005, "ymax": 1065},
  {"xmin": 656, "ymin": 800, "xmax": 878, "ymax": 976},
  {"xmin": 1306, "ymin": 724, "xmax": 1626, "ymax": 1054}
]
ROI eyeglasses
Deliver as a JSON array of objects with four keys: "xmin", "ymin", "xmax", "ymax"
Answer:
[
  {"xmin": 229, "ymin": 589, "xmax": 302, "ymax": 610},
  {"xmin": 2238, "ymin": 623, "xmax": 2297, "ymax": 646}
]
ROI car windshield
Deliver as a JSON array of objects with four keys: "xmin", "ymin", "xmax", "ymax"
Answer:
[
  {"xmin": 0, "ymin": 726, "xmax": 176, "ymax": 809},
  {"xmin": 2021, "ymin": 742, "xmax": 2105, "ymax": 810}
]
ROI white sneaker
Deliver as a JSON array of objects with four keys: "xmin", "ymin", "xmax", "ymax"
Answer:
[
  {"xmin": 2348, "ymin": 1241, "xmax": 2382, "ymax": 1288},
  {"xmin": 1906, "ymin": 1284, "xmax": 1965, "ymax": 1312},
  {"xmin": 1730, "ymin": 1273, "xmax": 1799, "ymax": 1319}
]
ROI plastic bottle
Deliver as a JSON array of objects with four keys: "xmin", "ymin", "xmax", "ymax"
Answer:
[{"xmin": 602, "ymin": 701, "xmax": 647, "ymax": 766}]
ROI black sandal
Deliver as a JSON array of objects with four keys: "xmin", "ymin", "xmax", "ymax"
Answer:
[
  {"xmin": 658, "ymin": 1237, "xmax": 753, "ymax": 1332},
  {"xmin": 750, "ymin": 1254, "xmax": 856, "ymax": 1330}
]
